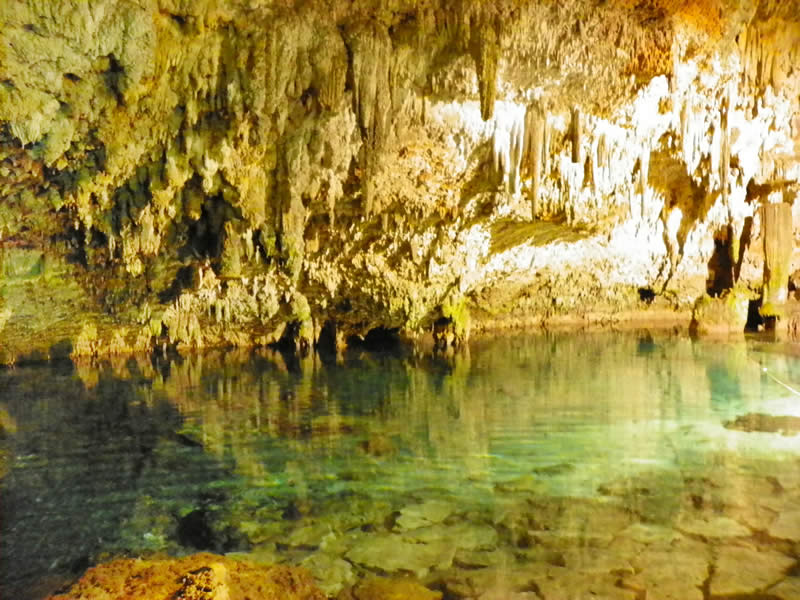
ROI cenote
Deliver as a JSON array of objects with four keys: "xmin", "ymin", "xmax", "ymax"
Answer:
[{"xmin": 3, "ymin": 331, "xmax": 800, "ymax": 599}]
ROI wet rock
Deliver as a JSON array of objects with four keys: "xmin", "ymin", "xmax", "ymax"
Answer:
[
  {"xmin": 709, "ymin": 545, "xmax": 795, "ymax": 597},
  {"xmin": 339, "ymin": 577, "xmax": 442, "ymax": 600},
  {"xmin": 345, "ymin": 534, "xmax": 456, "ymax": 577},
  {"xmin": 46, "ymin": 553, "xmax": 325, "ymax": 600}
]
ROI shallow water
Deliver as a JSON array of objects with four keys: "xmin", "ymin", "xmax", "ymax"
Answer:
[{"xmin": 2, "ymin": 332, "xmax": 800, "ymax": 599}]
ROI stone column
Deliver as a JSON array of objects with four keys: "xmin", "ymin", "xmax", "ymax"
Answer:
[{"xmin": 761, "ymin": 202, "xmax": 793, "ymax": 318}]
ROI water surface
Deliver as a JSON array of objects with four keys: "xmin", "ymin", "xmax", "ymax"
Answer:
[{"xmin": 2, "ymin": 332, "xmax": 800, "ymax": 599}]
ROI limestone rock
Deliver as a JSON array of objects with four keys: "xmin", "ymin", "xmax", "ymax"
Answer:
[
  {"xmin": 1, "ymin": 0, "xmax": 799, "ymax": 360},
  {"xmin": 45, "ymin": 553, "xmax": 325, "ymax": 600},
  {"xmin": 690, "ymin": 288, "xmax": 750, "ymax": 337}
]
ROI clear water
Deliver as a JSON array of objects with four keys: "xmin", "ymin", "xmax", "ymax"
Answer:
[{"xmin": 2, "ymin": 332, "xmax": 800, "ymax": 599}]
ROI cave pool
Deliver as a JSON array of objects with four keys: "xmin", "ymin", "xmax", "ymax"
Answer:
[{"xmin": 3, "ymin": 331, "xmax": 800, "ymax": 599}]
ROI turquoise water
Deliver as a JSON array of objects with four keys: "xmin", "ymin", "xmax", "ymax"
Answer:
[{"xmin": 2, "ymin": 332, "xmax": 800, "ymax": 599}]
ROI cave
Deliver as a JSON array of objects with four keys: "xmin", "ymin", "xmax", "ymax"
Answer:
[{"xmin": 2, "ymin": 1, "xmax": 800, "ymax": 599}]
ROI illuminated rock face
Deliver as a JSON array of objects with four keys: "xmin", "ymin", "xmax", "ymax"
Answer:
[{"xmin": 0, "ymin": 0, "xmax": 799, "ymax": 360}]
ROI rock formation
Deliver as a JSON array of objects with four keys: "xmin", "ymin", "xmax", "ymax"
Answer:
[{"xmin": 1, "ymin": 0, "xmax": 800, "ymax": 361}]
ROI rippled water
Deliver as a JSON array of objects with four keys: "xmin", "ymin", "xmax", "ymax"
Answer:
[{"xmin": 3, "ymin": 332, "xmax": 800, "ymax": 599}]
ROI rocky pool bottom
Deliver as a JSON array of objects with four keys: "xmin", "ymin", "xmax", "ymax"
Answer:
[{"xmin": 2, "ymin": 332, "xmax": 800, "ymax": 599}]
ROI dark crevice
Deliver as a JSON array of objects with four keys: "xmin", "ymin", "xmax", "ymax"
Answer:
[
  {"xmin": 746, "ymin": 299, "xmax": 764, "ymax": 331},
  {"xmin": 347, "ymin": 327, "xmax": 401, "ymax": 352},
  {"xmin": 734, "ymin": 216, "xmax": 754, "ymax": 283},
  {"xmin": 177, "ymin": 509, "xmax": 214, "ymax": 551},
  {"xmin": 158, "ymin": 265, "xmax": 195, "ymax": 304},
  {"xmin": 638, "ymin": 287, "xmax": 656, "ymax": 303},
  {"xmin": 316, "ymin": 320, "xmax": 338, "ymax": 357},
  {"xmin": 104, "ymin": 54, "xmax": 126, "ymax": 105},
  {"xmin": 707, "ymin": 233, "xmax": 734, "ymax": 297}
]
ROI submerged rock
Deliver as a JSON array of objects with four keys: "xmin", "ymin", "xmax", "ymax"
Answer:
[
  {"xmin": 345, "ymin": 534, "xmax": 456, "ymax": 578},
  {"xmin": 46, "ymin": 553, "xmax": 325, "ymax": 600},
  {"xmin": 395, "ymin": 500, "xmax": 454, "ymax": 531},
  {"xmin": 338, "ymin": 577, "xmax": 442, "ymax": 600},
  {"xmin": 301, "ymin": 552, "xmax": 356, "ymax": 597},
  {"xmin": 710, "ymin": 545, "xmax": 796, "ymax": 597},
  {"xmin": 724, "ymin": 413, "xmax": 800, "ymax": 436}
]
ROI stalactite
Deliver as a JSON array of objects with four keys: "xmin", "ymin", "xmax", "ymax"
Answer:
[
  {"xmin": 720, "ymin": 89, "xmax": 731, "ymax": 207},
  {"xmin": 470, "ymin": 16, "xmax": 499, "ymax": 121},
  {"xmin": 315, "ymin": 30, "xmax": 348, "ymax": 111},
  {"xmin": 639, "ymin": 145, "xmax": 649, "ymax": 198},
  {"xmin": 349, "ymin": 23, "xmax": 392, "ymax": 150},
  {"xmin": 761, "ymin": 202, "xmax": 793, "ymax": 317},
  {"xmin": 347, "ymin": 22, "xmax": 393, "ymax": 217},
  {"xmin": 710, "ymin": 114, "xmax": 722, "ymax": 181},
  {"xmin": 571, "ymin": 106, "xmax": 582, "ymax": 164}
]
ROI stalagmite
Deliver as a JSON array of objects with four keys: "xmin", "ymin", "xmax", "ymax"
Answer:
[
  {"xmin": 543, "ymin": 116, "xmax": 552, "ymax": 175},
  {"xmin": 571, "ymin": 106, "xmax": 582, "ymax": 164},
  {"xmin": 598, "ymin": 133, "xmax": 608, "ymax": 169},
  {"xmin": 639, "ymin": 144, "xmax": 649, "ymax": 198},
  {"xmin": 585, "ymin": 153, "xmax": 595, "ymax": 194},
  {"xmin": 761, "ymin": 202, "xmax": 794, "ymax": 318},
  {"xmin": 523, "ymin": 103, "xmax": 545, "ymax": 218}
]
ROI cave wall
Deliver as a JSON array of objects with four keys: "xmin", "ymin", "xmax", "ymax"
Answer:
[{"xmin": 0, "ymin": 0, "xmax": 799, "ymax": 361}]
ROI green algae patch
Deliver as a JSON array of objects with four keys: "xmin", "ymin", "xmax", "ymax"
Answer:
[
  {"xmin": 442, "ymin": 295, "xmax": 471, "ymax": 343},
  {"xmin": 0, "ymin": 249, "xmax": 99, "ymax": 363}
]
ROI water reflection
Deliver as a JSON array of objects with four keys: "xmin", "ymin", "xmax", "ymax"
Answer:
[{"xmin": 2, "ymin": 332, "xmax": 800, "ymax": 599}]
